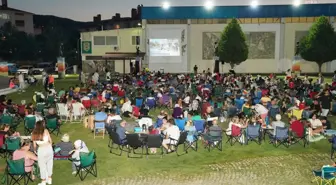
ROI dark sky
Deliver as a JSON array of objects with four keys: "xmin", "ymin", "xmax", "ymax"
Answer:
[{"xmin": 10, "ymin": 0, "xmax": 327, "ymax": 22}]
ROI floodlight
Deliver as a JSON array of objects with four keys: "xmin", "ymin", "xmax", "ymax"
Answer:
[
  {"xmin": 250, "ymin": 0, "xmax": 258, "ymax": 8},
  {"xmin": 162, "ymin": 2, "xmax": 170, "ymax": 10},
  {"xmin": 293, "ymin": 0, "xmax": 301, "ymax": 7},
  {"xmin": 204, "ymin": 1, "xmax": 214, "ymax": 10}
]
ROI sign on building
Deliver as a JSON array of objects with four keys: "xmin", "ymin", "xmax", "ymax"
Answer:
[{"xmin": 81, "ymin": 41, "xmax": 92, "ymax": 54}]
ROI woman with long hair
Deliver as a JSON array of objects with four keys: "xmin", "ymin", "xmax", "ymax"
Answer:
[{"xmin": 32, "ymin": 121, "xmax": 53, "ymax": 185}]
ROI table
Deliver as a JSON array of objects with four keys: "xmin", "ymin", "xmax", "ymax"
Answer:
[{"xmin": 261, "ymin": 126, "xmax": 274, "ymax": 141}]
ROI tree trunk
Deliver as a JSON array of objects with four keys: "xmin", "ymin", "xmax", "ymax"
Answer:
[
  {"xmin": 318, "ymin": 63, "xmax": 322, "ymax": 73},
  {"xmin": 229, "ymin": 63, "xmax": 234, "ymax": 70},
  {"xmin": 214, "ymin": 60, "xmax": 220, "ymax": 73}
]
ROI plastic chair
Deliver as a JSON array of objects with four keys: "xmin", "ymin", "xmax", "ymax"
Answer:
[
  {"xmin": 5, "ymin": 158, "xmax": 32, "ymax": 185},
  {"xmin": 24, "ymin": 116, "xmax": 36, "ymax": 135},
  {"xmin": 175, "ymin": 119, "xmax": 186, "ymax": 131},
  {"xmin": 71, "ymin": 150, "xmax": 97, "ymax": 181},
  {"xmin": 193, "ymin": 120, "xmax": 205, "ymax": 134},
  {"xmin": 46, "ymin": 118, "xmax": 60, "ymax": 136}
]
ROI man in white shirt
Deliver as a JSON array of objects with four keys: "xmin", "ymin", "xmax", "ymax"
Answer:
[
  {"xmin": 106, "ymin": 71, "xmax": 111, "ymax": 82},
  {"xmin": 106, "ymin": 110, "xmax": 122, "ymax": 123},
  {"xmin": 18, "ymin": 72, "xmax": 25, "ymax": 92},
  {"xmin": 162, "ymin": 120, "xmax": 180, "ymax": 152}
]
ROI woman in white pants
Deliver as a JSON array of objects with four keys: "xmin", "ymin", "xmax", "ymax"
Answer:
[{"xmin": 32, "ymin": 121, "xmax": 54, "ymax": 185}]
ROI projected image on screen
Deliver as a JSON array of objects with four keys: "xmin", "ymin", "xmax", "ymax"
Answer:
[{"xmin": 149, "ymin": 39, "xmax": 180, "ymax": 56}]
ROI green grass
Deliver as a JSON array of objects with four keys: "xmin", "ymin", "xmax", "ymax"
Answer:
[{"xmin": 1, "ymin": 77, "xmax": 335, "ymax": 185}]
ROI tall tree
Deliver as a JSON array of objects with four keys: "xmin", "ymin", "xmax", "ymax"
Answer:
[
  {"xmin": 299, "ymin": 16, "xmax": 336, "ymax": 73},
  {"xmin": 216, "ymin": 18, "xmax": 248, "ymax": 70}
]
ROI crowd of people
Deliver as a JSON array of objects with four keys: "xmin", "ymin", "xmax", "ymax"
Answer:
[{"xmin": 1, "ymin": 68, "xmax": 336, "ymax": 184}]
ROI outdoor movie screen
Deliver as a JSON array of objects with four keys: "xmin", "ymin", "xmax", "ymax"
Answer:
[{"xmin": 149, "ymin": 39, "xmax": 180, "ymax": 56}]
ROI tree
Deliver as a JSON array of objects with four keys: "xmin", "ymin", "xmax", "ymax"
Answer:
[
  {"xmin": 299, "ymin": 16, "xmax": 336, "ymax": 73},
  {"xmin": 216, "ymin": 18, "xmax": 248, "ymax": 70}
]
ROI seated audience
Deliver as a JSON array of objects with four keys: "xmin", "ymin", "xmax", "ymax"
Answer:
[
  {"xmin": 70, "ymin": 140, "xmax": 89, "ymax": 175},
  {"xmin": 271, "ymin": 114, "xmax": 286, "ymax": 135},
  {"xmin": 12, "ymin": 140, "xmax": 37, "ymax": 180},
  {"xmin": 162, "ymin": 119, "xmax": 180, "ymax": 153},
  {"xmin": 116, "ymin": 121, "xmax": 128, "ymax": 144},
  {"xmin": 54, "ymin": 134, "xmax": 73, "ymax": 157}
]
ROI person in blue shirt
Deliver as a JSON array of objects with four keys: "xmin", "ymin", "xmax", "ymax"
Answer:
[
  {"xmin": 116, "ymin": 120, "xmax": 127, "ymax": 144},
  {"xmin": 94, "ymin": 107, "xmax": 108, "ymax": 133}
]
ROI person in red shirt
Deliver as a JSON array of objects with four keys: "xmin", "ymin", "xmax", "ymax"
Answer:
[
  {"xmin": 289, "ymin": 116, "xmax": 304, "ymax": 138},
  {"xmin": 117, "ymin": 88, "xmax": 125, "ymax": 97}
]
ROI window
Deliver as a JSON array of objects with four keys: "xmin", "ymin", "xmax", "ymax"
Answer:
[
  {"xmin": 106, "ymin": 36, "xmax": 118, "ymax": 46},
  {"xmin": 0, "ymin": 13, "xmax": 9, "ymax": 20},
  {"xmin": 15, "ymin": 20, "xmax": 25, "ymax": 27},
  {"xmin": 93, "ymin": 36, "xmax": 105, "ymax": 45},
  {"xmin": 15, "ymin": 12, "xmax": 24, "ymax": 16},
  {"xmin": 131, "ymin": 36, "xmax": 140, "ymax": 45}
]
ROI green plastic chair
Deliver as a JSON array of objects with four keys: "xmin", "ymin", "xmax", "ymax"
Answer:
[
  {"xmin": 4, "ymin": 158, "xmax": 32, "ymax": 185},
  {"xmin": 72, "ymin": 150, "xmax": 97, "ymax": 181},
  {"xmin": 4, "ymin": 138, "xmax": 20, "ymax": 158},
  {"xmin": 214, "ymin": 86, "xmax": 223, "ymax": 97},
  {"xmin": 24, "ymin": 116, "xmax": 36, "ymax": 135},
  {"xmin": 46, "ymin": 118, "xmax": 60, "ymax": 136},
  {"xmin": 1, "ymin": 115, "xmax": 13, "ymax": 125},
  {"xmin": 46, "ymin": 96, "xmax": 55, "ymax": 106},
  {"xmin": 36, "ymin": 103, "xmax": 45, "ymax": 115},
  {"xmin": 1, "ymin": 115, "xmax": 19, "ymax": 131}
]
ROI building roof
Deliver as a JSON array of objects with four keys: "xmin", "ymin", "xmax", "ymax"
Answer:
[
  {"xmin": 0, "ymin": 5, "xmax": 34, "ymax": 15},
  {"xmin": 142, "ymin": 3, "xmax": 336, "ymax": 19}
]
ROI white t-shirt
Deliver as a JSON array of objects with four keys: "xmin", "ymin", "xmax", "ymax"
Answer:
[
  {"xmin": 106, "ymin": 115, "xmax": 122, "ymax": 123},
  {"xmin": 183, "ymin": 96, "xmax": 190, "ymax": 104},
  {"xmin": 309, "ymin": 119, "xmax": 322, "ymax": 129},
  {"xmin": 138, "ymin": 117, "xmax": 153, "ymax": 128},
  {"xmin": 18, "ymin": 74, "xmax": 24, "ymax": 83},
  {"xmin": 106, "ymin": 72, "xmax": 111, "ymax": 81},
  {"xmin": 164, "ymin": 125, "xmax": 180, "ymax": 141},
  {"xmin": 121, "ymin": 101, "xmax": 132, "ymax": 113}
]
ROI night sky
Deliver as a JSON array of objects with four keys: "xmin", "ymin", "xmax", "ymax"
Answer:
[{"xmin": 10, "ymin": 0, "xmax": 330, "ymax": 21}]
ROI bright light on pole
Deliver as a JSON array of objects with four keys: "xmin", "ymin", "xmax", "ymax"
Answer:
[
  {"xmin": 204, "ymin": 1, "xmax": 214, "ymax": 10},
  {"xmin": 250, "ymin": 0, "xmax": 258, "ymax": 8},
  {"xmin": 293, "ymin": 0, "xmax": 301, "ymax": 7},
  {"xmin": 162, "ymin": 2, "xmax": 170, "ymax": 10}
]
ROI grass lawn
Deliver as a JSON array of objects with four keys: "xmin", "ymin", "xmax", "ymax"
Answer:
[{"xmin": 0, "ymin": 77, "xmax": 335, "ymax": 185}]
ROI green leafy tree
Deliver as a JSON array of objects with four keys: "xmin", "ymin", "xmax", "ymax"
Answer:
[
  {"xmin": 216, "ymin": 18, "xmax": 248, "ymax": 70},
  {"xmin": 299, "ymin": 16, "xmax": 336, "ymax": 73}
]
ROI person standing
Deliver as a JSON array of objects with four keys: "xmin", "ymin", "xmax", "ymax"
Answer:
[
  {"xmin": 32, "ymin": 121, "xmax": 54, "ymax": 185},
  {"xmin": 193, "ymin": 65, "xmax": 198, "ymax": 75},
  {"xmin": 48, "ymin": 74, "xmax": 54, "ymax": 89},
  {"xmin": 80, "ymin": 71, "xmax": 86, "ymax": 86},
  {"xmin": 18, "ymin": 72, "xmax": 25, "ymax": 92}
]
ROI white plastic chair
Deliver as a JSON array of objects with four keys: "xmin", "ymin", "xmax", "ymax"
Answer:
[
  {"xmin": 72, "ymin": 102, "xmax": 86, "ymax": 122},
  {"xmin": 56, "ymin": 103, "xmax": 70, "ymax": 122}
]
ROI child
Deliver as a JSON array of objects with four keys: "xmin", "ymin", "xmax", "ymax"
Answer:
[{"xmin": 148, "ymin": 126, "xmax": 159, "ymax": 154}]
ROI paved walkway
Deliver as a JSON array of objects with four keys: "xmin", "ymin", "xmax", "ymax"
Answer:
[{"xmin": 76, "ymin": 153, "xmax": 330, "ymax": 185}]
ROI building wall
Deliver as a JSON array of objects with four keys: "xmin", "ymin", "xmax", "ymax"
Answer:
[
  {"xmin": 0, "ymin": 10, "xmax": 34, "ymax": 34},
  {"xmin": 189, "ymin": 23, "xmax": 281, "ymax": 73},
  {"xmin": 81, "ymin": 28, "xmax": 145, "ymax": 73}
]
